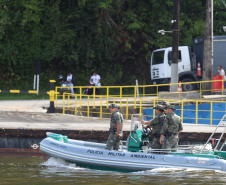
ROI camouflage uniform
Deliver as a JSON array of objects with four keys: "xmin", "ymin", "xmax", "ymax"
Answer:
[
  {"xmin": 160, "ymin": 101, "xmax": 169, "ymax": 115},
  {"xmin": 105, "ymin": 109, "xmax": 123, "ymax": 150},
  {"xmin": 150, "ymin": 112, "xmax": 165, "ymax": 149},
  {"xmin": 160, "ymin": 111, "xmax": 183, "ymax": 152},
  {"xmin": 160, "ymin": 101, "xmax": 169, "ymax": 107}
]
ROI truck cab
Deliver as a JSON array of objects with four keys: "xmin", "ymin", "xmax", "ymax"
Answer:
[{"xmin": 151, "ymin": 46, "xmax": 198, "ymax": 91}]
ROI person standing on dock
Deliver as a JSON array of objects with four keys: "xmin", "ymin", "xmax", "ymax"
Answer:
[
  {"xmin": 105, "ymin": 104, "xmax": 123, "ymax": 151},
  {"xmin": 159, "ymin": 105, "xmax": 183, "ymax": 152},
  {"xmin": 141, "ymin": 104, "xmax": 165, "ymax": 150}
]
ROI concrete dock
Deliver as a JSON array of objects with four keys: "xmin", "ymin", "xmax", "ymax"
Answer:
[
  {"xmin": 0, "ymin": 99, "xmax": 225, "ymax": 137},
  {"xmin": 0, "ymin": 98, "xmax": 226, "ymax": 155}
]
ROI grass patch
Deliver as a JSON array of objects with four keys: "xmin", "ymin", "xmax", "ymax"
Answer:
[{"xmin": 0, "ymin": 93, "xmax": 49, "ymax": 100}]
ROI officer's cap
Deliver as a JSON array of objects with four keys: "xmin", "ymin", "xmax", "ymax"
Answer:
[
  {"xmin": 164, "ymin": 104, "xmax": 176, "ymax": 110},
  {"xmin": 160, "ymin": 101, "xmax": 169, "ymax": 106},
  {"xmin": 109, "ymin": 103, "xmax": 120, "ymax": 109},
  {"xmin": 153, "ymin": 104, "xmax": 164, "ymax": 111}
]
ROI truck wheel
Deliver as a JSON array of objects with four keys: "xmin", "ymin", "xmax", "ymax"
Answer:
[{"xmin": 181, "ymin": 78, "xmax": 194, "ymax": 91}]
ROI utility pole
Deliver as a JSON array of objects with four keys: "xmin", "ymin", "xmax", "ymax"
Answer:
[
  {"xmin": 171, "ymin": 0, "xmax": 180, "ymax": 92},
  {"xmin": 202, "ymin": 0, "xmax": 213, "ymax": 94}
]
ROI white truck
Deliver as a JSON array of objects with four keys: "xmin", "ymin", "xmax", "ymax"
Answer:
[{"xmin": 150, "ymin": 36, "xmax": 226, "ymax": 91}]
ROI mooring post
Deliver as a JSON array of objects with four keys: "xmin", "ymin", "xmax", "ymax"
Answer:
[{"xmin": 47, "ymin": 80, "xmax": 56, "ymax": 113}]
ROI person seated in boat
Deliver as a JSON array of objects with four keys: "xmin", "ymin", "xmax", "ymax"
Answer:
[
  {"xmin": 141, "ymin": 104, "xmax": 165, "ymax": 151},
  {"xmin": 105, "ymin": 103, "xmax": 123, "ymax": 151},
  {"xmin": 159, "ymin": 105, "xmax": 183, "ymax": 153}
]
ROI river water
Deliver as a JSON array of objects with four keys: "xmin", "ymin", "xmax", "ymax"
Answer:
[{"xmin": 0, "ymin": 156, "xmax": 226, "ymax": 185}]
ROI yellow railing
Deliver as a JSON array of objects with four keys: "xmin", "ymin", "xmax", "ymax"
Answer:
[
  {"xmin": 62, "ymin": 93, "xmax": 112, "ymax": 118},
  {"xmin": 61, "ymin": 92, "xmax": 226, "ymax": 125},
  {"xmin": 136, "ymin": 98, "xmax": 226, "ymax": 125},
  {"xmin": 56, "ymin": 79, "xmax": 225, "ymax": 108}
]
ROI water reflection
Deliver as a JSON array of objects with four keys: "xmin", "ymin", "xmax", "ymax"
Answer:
[{"xmin": 0, "ymin": 156, "xmax": 226, "ymax": 185}]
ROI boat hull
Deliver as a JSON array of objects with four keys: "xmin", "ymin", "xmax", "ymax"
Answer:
[{"xmin": 40, "ymin": 137, "xmax": 226, "ymax": 172}]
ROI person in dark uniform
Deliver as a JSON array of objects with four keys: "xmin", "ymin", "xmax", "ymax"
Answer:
[
  {"xmin": 160, "ymin": 105, "xmax": 183, "ymax": 153},
  {"xmin": 105, "ymin": 104, "xmax": 123, "ymax": 150},
  {"xmin": 160, "ymin": 101, "xmax": 169, "ymax": 114},
  {"xmin": 142, "ymin": 104, "xmax": 165, "ymax": 151}
]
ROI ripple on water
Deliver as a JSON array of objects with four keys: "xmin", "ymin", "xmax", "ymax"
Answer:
[
  {"xmin": 1, "ymin": 156, "xmax": 226, "ymax": 185},
  {"xmin": 40, "ymin": 157, "xmax": 226, "ymax": 184},
  {"xmin": 41, "ymin": 157, "xmax": 86, "ymax": 171}
]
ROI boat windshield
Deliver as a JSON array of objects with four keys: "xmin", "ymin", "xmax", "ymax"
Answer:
[{"xmin": 130, "ymin": 114, "xmax": 143, "ymax": 132}]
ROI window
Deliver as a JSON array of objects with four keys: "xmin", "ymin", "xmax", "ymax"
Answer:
[
  {"xmin": 168, "ymin": 50, "xmax": 182, "ymax": 65},
  {"xmin": 152, "ymin": 51, "xmax": 164, "ymax": 65}
]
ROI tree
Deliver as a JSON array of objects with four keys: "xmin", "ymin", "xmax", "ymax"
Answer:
[{"xmin": 0, "ymin": 0, "xmax": 224, "ymax": 91}]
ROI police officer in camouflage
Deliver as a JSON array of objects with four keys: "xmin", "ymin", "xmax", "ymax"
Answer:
[
  {"xmin": 160, "ymin": 101, "xmax": 169, "ymax": 114},
  {"xmin": 141, "ymin": 104, "xmax": 165, "ymax": 150},
  {"xmin": 160, "ymin": 101, "xmax": 169, "ymax": 107},
  {"xmin": 159, "ymin": 105, "xmax": 183, "ymax": 152},
  {"xmin": 105, "ymin": 104, "xmax": 123, "ymax": 150}
]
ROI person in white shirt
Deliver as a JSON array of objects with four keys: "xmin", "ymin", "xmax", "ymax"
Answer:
[
  {"xmin": 215, "ymin": 65, "xmax": 225, "ymax": 77},
  {"xmin": 67, "ymin": 72, "xmax": 75, "ymax": 98},
  {"xmin": 215, "ymin": 65, "xmax": 226, "ymax": 87},
  {"xmin": 90, "ymin": 72, "xmax": 101, "ymax": 95}
]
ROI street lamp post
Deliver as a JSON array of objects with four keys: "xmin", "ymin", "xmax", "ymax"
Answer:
[
  {"xmin": 158, "ymin": 30, "xmax": 173, "ymax": 35},
  {"xmin": 157, "ymin": 0, "xmax": 180, "ymax": 92},
  {"xmin": 171, "ymin": 0, "xmax": 180, "ymax": 92}
]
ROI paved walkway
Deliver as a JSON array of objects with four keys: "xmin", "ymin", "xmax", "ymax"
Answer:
[
  {"xmin": 0, "ymin": 99, "xmax": 130, "ymax": 131},
  {"xmin": 0, "ymin": 99, "xmax": 224, "ymax": 134}
]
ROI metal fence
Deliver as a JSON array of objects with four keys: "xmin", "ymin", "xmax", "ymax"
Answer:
[
  {"xmin": 143, "ymin": 99, "xmax": 226, "ymax": 125},
  {"xmin": 61, "ymin": 93, "xmax": 144, "ymax": 119},
  {"xmin": 61, "ymin": 91, "xmax": 226, "ymax": 125},
  {"xmin": 55, "ymin": 78, "xmax": 225, "ymax": 107},
  {"xmin": 1, "ymin": 79, "xmax": 225, "ymax": 125}
]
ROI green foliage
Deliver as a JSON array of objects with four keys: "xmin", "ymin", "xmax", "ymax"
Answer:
[
  {"xmin": 0, "ymin": 0, "xmax": 225, "ymax": 92},
  {"xmin": 214, "ymin": 0, "xmax": 226, "ymax": 35}
]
